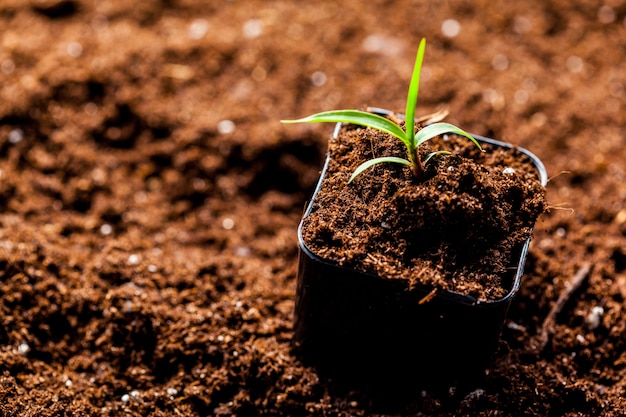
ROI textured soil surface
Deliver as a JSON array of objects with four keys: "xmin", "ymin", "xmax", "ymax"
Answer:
[
  {"xmin": 301, "ymin": 127, "xmax": 546, "ymax": 301},
  {"xmin": 0, "ymin": 0, "xmax": 625, "ymax": 416}
]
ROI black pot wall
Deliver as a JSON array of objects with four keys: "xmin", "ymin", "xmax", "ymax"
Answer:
[{"xmin": 293, "ymin": 111, "xmax": 548, "ymax": 390}]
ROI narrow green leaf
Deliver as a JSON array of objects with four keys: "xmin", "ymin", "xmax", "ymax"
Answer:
[
  {"xmin": 281, "ymin": 38, "xmax": 484, "ymax": 184},
  {"xmin": 415, "ymin": 122, "xmax": 484, "ymax": 152},
  {"xmin": 422, "ymin": 150, "xmax": 451, "ymax": 166},
  {"xmin": 281, "ymin": 110, "xmax": 409, "ymax": 146},
  {"xmin": 405, "ymin": 38, "xmax": 426, "ymax": 147},
  {"xmin": 348, "ymin": 156, "xmax": 411, "ymax": 183}
]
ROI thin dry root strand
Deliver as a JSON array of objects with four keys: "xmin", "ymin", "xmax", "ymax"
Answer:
[
  {"xmin": 545, "ymin": 204, "xmax": 575, "ymax": 214},
  {"xmin": 537, "ymin": 262, "xmax": 592, "ymax": 350},
  {"xmin": 415, "ymin": 108, "xmax": 450, "ymax": 125},
  {"xmin": 547, "ymin": 170, "xmax": 572, "ymax": 183},
  {"xmin": 364, "ymin": 107, "xmax": 450, "ymax": 127},
  {"xmin": 418, "ymin": 287, "xmax": 438, "ymax": 304}
]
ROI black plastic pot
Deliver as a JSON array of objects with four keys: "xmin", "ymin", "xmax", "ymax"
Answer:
[{"xmin": 293, "ymin": 109, "xmax": 547, "ymax": 389}]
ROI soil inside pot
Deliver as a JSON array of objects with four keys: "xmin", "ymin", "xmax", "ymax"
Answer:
[{"xmin": 302, "ymin": 122, "xmax": 546, "ymax": 301}]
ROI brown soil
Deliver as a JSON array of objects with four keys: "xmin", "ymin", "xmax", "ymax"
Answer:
[
  {"xmin": 0, "ymin": 0, "xmax": 624, "ymax": 416},
  {"xmin": 302, "ymin": 124, "xmax": 546, "ymax": 301}
]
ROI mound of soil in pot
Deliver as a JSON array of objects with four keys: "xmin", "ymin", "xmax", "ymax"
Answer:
[{"xmin": 302, "ymin": 124, "xmax": 546, "ymax": 301}]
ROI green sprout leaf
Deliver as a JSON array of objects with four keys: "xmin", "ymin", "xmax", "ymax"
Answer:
[
  {"xmin": 281, "ymin": 110, "xmax": 408, "ymax": 147},
  {"xmin": 422, "ymin": 151, "xmax": 451, "ymax": 166},
  {"xmin": 281, "ymin": 37, "xmax": 484, "ymax": 183},
  {"xmin": 415, "ymin": 122, "xmax": 483, "ymax": 149},
  {"xmin": 348, "ymin": 156, "xmax": 412, "ymax": 183},
  {"xmin": 404, "ymin": 37, "xmax": 426, "ymax": 153}
]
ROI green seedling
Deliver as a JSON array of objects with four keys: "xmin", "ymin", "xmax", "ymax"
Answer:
[{"xmin": 282, "ymin": 38, "xmax": 483, "ymax": 182}]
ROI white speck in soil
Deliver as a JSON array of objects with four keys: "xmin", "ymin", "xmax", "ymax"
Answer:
[
  {"xmin": 482, "ymin": 89, "xmax": 504, "ymax": 109},
  {"xmin": 512, "ymin": 16, "xmax": 532, "ymax": 34},
  {"xmin": 507, "ymin": 321, "xmax": 527, "ymax": 332},
  {"xmin": 464, "ymin": 388, "xmax": 485, "ymax": 402},
  {"xmin": 243, "ymin": 19, "xmax": 263, "ymax": 39},
  {"xmin": 217, "ymin": 120, "xmax": 235, "ymax": 134},
  {"xmin": 84, "ymin": 102, "xmax": 98, "ymax": 116},
  {"xmin": 492, "ymin": 54, "xmax": 509, "ymax": 71},
  {"xmin": 503, "ymin": 167, "xmax": 516, "ymax": 175},
  {"xmin": 222, "ymin": 218, "xmax": 235, "ymax": 230},
  {"xmin": 148, "ymin": 264, "xmax": 157, "ymax": 273},
  {"xmin": 128, "ymin": 254, "xmax": 140, "ymax": 265},
  {"xmin": 566, "ymin": 56, "xmax": 584, "ymax": 73},
  {"xmin": 192, "ymin": 178, "xmax": 207, "ymax": 191},
  {"xmin": 311, "ymin": 71, "xmax": 327, "ymax": 87},
  {"xmin": 8, "ymin": 129, "xmax": 24, "ymax": 144},
  {"xmin": 188, "ymin": 19, "xmax": 209, "ymax": 39},
  {"xmin": 598, "ymin": 6, "xmax": 616, "ymax": 24},
  {"xmin": 361, "ymin": 34, "xmax": 384, "ymax": 53},
  {"xmin": 122, "ymin": 301, "xmax": 135, "ymax": 313},
  {"xmin": 121, "ymin": 394, "xmax": 130, "ymax": 402},
  {"xmin": 514, "ymin": 89, "xmax": 529, "ymax": 104},
  {"xmin": 67, "ymin": 42, "xmax": 83, "ymax": 57},
  {"xmin": 531, "ymin": 112, "xmax": 547, "ymax": 127},
  {"xmin": 441, "ymin": 19, "xmax": 461, "ymax": 38},
  {"xmin": 586, "ymin": 306, "xmax": 604, "ymax": 329},
  {"xmin": 167, "ymin": 387, "xmax": 178, "ymax": 397},
  {"xmin": 100, "ymin": 224, "xmax": 113, "ymax": 236},
  {"xmin": 234, "ymin": 246, "xmax": 251, "ymax": 257},
  {"xmin": 381, "ymin": 221, "xmax": 391, "ymax": 229},
  {"xmin": 65, "ymin": 379, "xmax": 73, "ymax": 388},
  {"xmin": 17, "ymin": 343, "xmax": 30, "ymax": 355}
]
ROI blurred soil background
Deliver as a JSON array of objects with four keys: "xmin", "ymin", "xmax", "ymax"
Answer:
[{"xmin": 0, "ymin": 0, "xmax": 625, "ymax": 415}]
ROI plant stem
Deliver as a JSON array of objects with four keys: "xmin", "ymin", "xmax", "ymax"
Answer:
[
  {"xmin": 404, "ymin": 123, "xmax": 424, "ymax": 179},
  {"xmin": 409, "ymin": 146, "xmax": 425, "ymax": 178}
]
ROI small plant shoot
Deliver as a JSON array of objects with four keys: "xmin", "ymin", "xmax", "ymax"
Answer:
[{"xmin": 282, "ymin": 38, "xmax": 484, "ymax": 182}]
